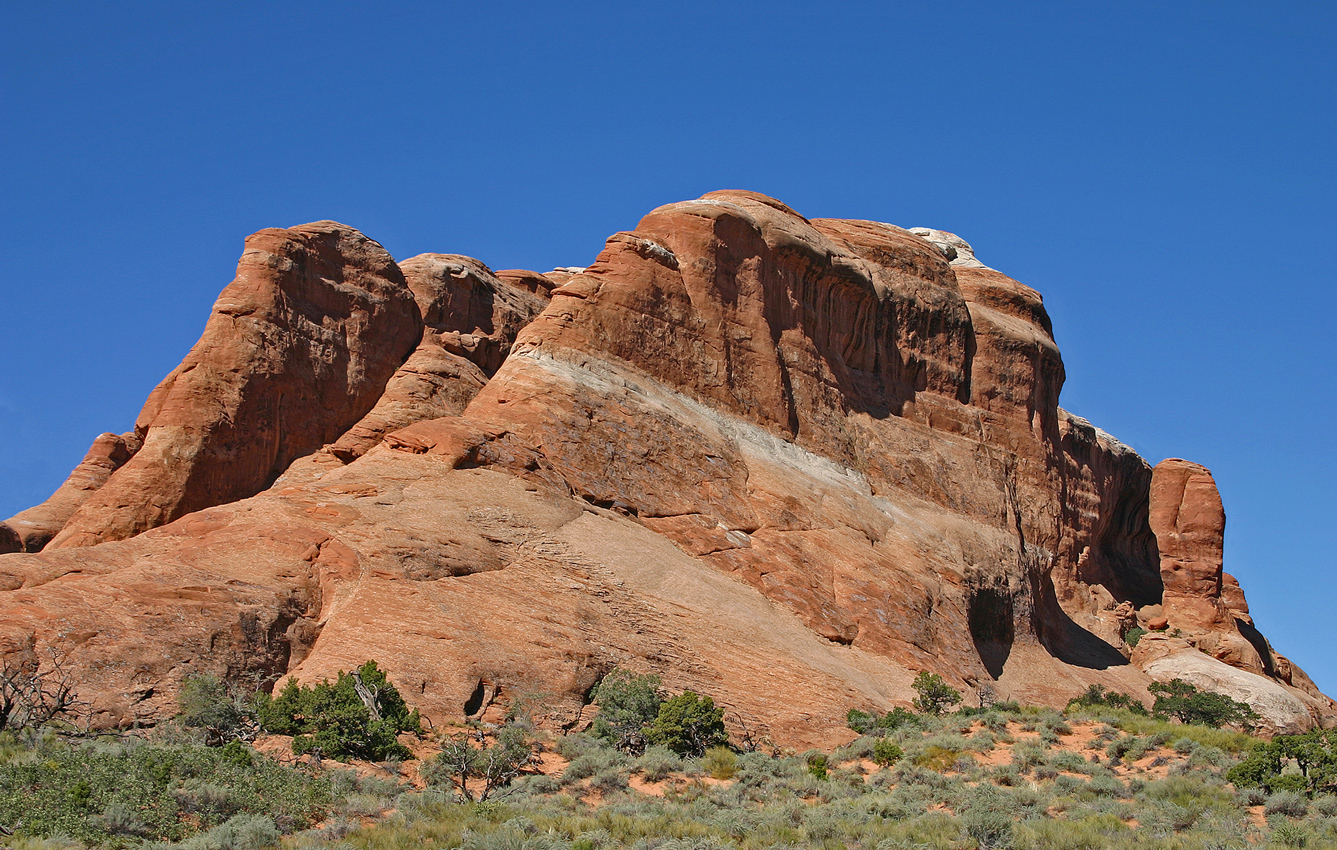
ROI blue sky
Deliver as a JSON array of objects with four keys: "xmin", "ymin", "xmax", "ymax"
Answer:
[{"xmin": 3, "ymin": 2, "xmax": 1334, "ymax": 696}]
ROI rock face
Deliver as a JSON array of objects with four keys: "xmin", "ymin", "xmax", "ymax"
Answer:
[
  {"xmin": 325, "ymin": 256, "xmax": 551, "ymax": 462},
  {"xmin": 1145, "ymin": 459, "xmax": 1328, "ymax": 704},
  {"xmin": 46, "ymin": 223, "xmax": 422, "ymax": 549},
  {"xmin": 1149, "ymin": 459, "xmax": 1232, "ymax": 635},
  {"xmin": 0, "ymin": 192, "xmax": 1330, "ymax": 742}
]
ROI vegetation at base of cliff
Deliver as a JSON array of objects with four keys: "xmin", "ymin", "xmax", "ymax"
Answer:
[
  {"xmin": 0, "ymin": 729, "xmax": 337, "ymax": 846},
  {"xmin": 910, "ymin": 671, "xmax": 963, "ymax": 716},
  {"xmin": 1148, "ymin": 678, "xmax": 1261, "ymax": 730},
  {"xmin": 1228, "ymin": 728, "xmax": 1337, "ymax": 796},
  {"xmin": 588, "ymin": 671, "xmax": 728, "ymax": 757},
  {"xmin": 1065, "ymin": 683, "xmax": 1150, "ymax": 716},
  {"xmin": 426, "ymin": 724, "xmax": 541, "ymax": 802},
  {"xmin": 279, "ymin": 702, "xmax": 1337, "ymax": 850},
  {"xmin": 7, "ymin": 667, "xmax": 1337, "ymax": 850},
  {"xmin": 255, "ymin": 661, "xmax": 422, "ymax": 761}
]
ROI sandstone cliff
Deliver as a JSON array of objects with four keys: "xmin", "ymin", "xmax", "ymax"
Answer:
[{"xmin": 1, "ymin": 192, "xmax": 1329, "ymax": 743}]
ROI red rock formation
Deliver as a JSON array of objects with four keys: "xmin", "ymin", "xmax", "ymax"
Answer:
[
  {"xmin": 46, "ymin": 222, "xmax": 422, "ymax": 549},
  {"xmin": 2, "ymin": 432, "xmax": 141, "ymax": 552},
  {"xmin": 0, "ymin": 192, "xmax": 1329, "ymax": 740},
  {"xmin": 1147, "ymin": 459, "xmax": 1273, "ymax": 676},
  {"xmin": 323, "ymin": 256, "xmax": 552, "ymax": 462},
  {"xmin": 401, "ymin": 254, "xmax": 552, "ymax": 377}
]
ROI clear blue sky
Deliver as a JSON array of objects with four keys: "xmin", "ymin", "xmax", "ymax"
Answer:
[{"xmin": 3, "ymin": 2, "xmax": 1334, "ymax": 696}]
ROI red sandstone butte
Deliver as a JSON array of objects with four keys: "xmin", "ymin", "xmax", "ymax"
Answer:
[{"xmin": 0, "ymin": 192, "xmax": 1329, "ymax": 742}]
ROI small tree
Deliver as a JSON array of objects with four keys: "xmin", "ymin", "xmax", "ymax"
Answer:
[
  {"xmin": 178, "ymin": 674, "xmax": 259, "ymax": 745},
  {"xmin": 911, "ymin": 671, "xmax": 961, "ymax": 716},
  {"xmin": 1148, "ymin": 678, "xmax": 1259, "ymax": 729},
  {"xmin": 1227, "ymin": 729, "xmax": 1337, "ymax": 797},
  {"xmin": 255, "ymin": 660, "xmax": 422, "ymax": 761},
  {"xmin": 591, "ymin": 669, "xmax": 663, "ymax": 753},
  {"xmin": 1065, "ymin": 683, "xmax": 1149, "ymax": 716},
  {"xmin": 426, "ymin": 724, "xmax": 538, "ymax": 801},
  {"xmin": 0, "ymin": 649, "xmax": 80, "ymax": 734},
  {"xmin": 645, "ymin": 691, "xmax": 728, "ymax": 757}
]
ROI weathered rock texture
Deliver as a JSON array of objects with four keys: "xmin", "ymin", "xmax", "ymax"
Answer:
[
  {"xmin": 1143, "ymin": 459, "xmax": 1326, "ymax": 701},
  {"xmin": 0, "ymin": 192, "xmax": 1330, "ymax": 743}
]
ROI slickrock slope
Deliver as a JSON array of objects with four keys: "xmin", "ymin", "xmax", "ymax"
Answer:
[{"xmin": 0, "ymin": 192, "xmax": 1330, "ymax": 743}]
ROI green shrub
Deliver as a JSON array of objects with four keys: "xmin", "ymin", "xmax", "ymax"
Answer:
[
  {"xmin": 962, "ymin": 787, "xmax": 1015, "ymax": 850},
  {"xmin": 177, "ymin": 674, "xmax": 260, "ymax": 746},
  {"xmin": 1271, "ymin": 821, "xmax": 1311, "ymax": 848},
  {"xmin": 872, "ymin": 739, "xmax": 903, "ymax": 768},
  {"xmin": 176, "ymin": 813, "xmax": 281, "ymax": 850},
  {"xmin": 1227, "ymin": 730, "xmax": 1337, "ymax": 796},
  {"xmin": 0, "ymin": 739, "xmax": 331, "ymax": 844},
  {"xmin": 805, "ymin": 752, "xmax": 829, "ymax": 780},
  {"xmin": 1312, "ymin": 793, "xmax": 1337, "ymax": 817},
  {"xmin": 1065, "ymin": 684, "xmax": 1148, "ymax": 716},
  {"xmin": 1266, "ymin": 790, "xmax": 1310, "ymax": 818},
  {"xmin": 588, "ymin": 768, "xmax": 628, "ymax": 795},
  {"xmin": 255, "ymin": 661, "xmax": 421, "ymax": 761},
  {"xmin": 913, "ymin": 746, "xmax": 960, "ymax": 772},
  {"xmin": 911, "ymin": 672, "xmax": 962, "ymax": 716},
  {"xmin": 847, "ymin": 706, "xmax": 919, "ymax": 736},
  {"xmin": 1124, "ymin": 627, "xmax": 1147, "ymax": 647},
  {"xmin": 590, "ymin": 670, "xmax": 663, "ymax": 754},
  {"xmin": 1149, "ymin": 678, "xmax": 1260, "ymax": 729},
  {"xmin": 645, "ymin": 692, "xmax": 727, "ymax": 757},
  {"xmin": 635, "ymin": 745, "xmax": 683, "ymax": 782}
]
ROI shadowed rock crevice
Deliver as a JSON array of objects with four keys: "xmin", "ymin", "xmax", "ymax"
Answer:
[{"xmin": 968, "ymin": 585, "xmax": 1015, "ymax": 679}]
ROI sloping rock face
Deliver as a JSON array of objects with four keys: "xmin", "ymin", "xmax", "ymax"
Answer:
[{"xmin": 0, "ymin": 192, "xmax": 1330, "ymax": 742}]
